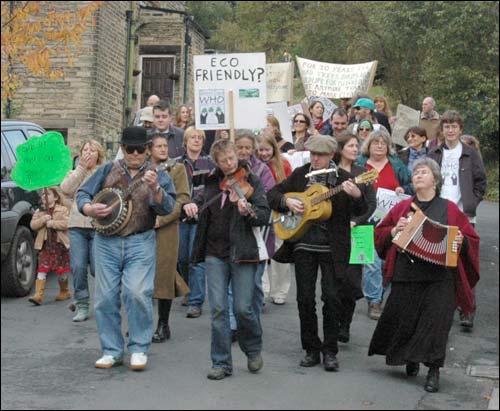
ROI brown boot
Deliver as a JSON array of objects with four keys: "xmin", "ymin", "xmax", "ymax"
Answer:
[
  {"xmin": 55, "ymin": 278, "xmax": 72, "ymax": 301},
  {"xmin": 29, "ymin": 279, "xmax": 46, "ymax": 305}
]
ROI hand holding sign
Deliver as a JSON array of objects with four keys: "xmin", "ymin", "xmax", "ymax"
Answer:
[{"xmin": 11, "ymin": 131, "xmax": 72, "ymax": 191}]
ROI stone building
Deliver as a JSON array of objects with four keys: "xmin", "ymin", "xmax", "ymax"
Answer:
[{"xmin": 2, "ymin": 1, "xmax": 209, "ymax": 157}]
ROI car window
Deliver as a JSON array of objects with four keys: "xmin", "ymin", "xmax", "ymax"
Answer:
[
  {"xmin": 27, "ymin": 128, "xmax": 43, "ymax": 137},
  {"xmin": 1, "ymin": 133, "xmax": 17, "ymax": 166},
  {"xmin": 3, "ymin": 129, "xmax": 28, "ymax": 156},
  {"xmin": 1, "ymin": 143, "xmax": 13, "ymax": 180}
]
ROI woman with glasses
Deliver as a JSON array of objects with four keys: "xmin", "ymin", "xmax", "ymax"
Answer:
[
  {"xmin": 292, "ymin": 113, "xmax": 312, "ymax": 151},
  {"xmin": 356, "ymin": 130, "xmax": 411, "ymax": 321},
  {"xmin": 369, "ymin": 158, "xmax": 479, "ymax": 393},
  {"xmin": 356, "ymin": 119, "xmax": 374, "ymax": 146}
]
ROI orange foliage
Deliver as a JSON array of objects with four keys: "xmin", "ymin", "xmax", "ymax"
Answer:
[{"xmin": 1, "ymin": 1, "xmax": 104, "ymax": 100}]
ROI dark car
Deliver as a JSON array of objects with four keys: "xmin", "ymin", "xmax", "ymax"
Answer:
[{"xmin": 1, "ymin": 120, "xmax": 45, "ymax": 297}]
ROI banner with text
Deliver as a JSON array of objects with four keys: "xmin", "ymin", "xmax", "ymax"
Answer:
[
  {"xmin": 296, "ymin": 56, "xmax": 378, "ymax": 99},
  {"xmin": 194, "ymin": 53, "xmax": 267, "ymax": 130}
]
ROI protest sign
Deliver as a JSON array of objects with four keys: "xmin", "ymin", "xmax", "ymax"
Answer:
[
  {"xmin": 267, "ymin": 62, "xmax": 294, "ymax": 103},
  {"xmin": 296, "ymin": 56, "xmax": 377, "ymax": 98},
  {"xmin": 369, "ymin": 188, "xmax": 411, "ymax": 225},
  {"xmin": 194, "ymin": 53, "xmax": 267, "ymax": 130},
  {"xmin": 282, "ymin": 151, "xmax": 310, "ymax": 170},
  {"xmin": 12, "ymin": 131, "xmax": 72, "ymax": 191},
  {"xmin": 391, "ymin": 104, "xmax": 421, "ymax": 147},
  {"xmin": 267, "ymin": 102, "xmax": 293, "ymax": 143},
  {"xmin": 349, "ymin": 225, "xmax": 375, "ymax": 264}
]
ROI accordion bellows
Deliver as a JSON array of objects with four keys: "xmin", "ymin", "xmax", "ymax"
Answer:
[{"xmin": 392, "ymin": 209, "xmax": 460, "ymax": 267}]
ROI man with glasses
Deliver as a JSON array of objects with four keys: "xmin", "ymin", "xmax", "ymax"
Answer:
[
  {"xmin": 77, "ymin": 126, "xmax": 177, "ymax": 371},
  {"xmin": 152, "ymin": 100, "xmax": 185, "ymax": 158}
]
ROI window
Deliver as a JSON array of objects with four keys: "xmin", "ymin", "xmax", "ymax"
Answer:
[{"xmin": 3, "ymin": 129, "xmax": 28, "ymax": 156}]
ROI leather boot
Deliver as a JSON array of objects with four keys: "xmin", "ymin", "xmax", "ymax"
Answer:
[
  {"xmin": 55, "ymin": 278, "xmax": 72, "ymax": 301},
  {"xmin": 424, "ymin": 366, "xmax": 440, "ymax": 393},
  {"xmin": 29, "ymin": 279, "xmax": 46, "ymax": 305},
  {"xmin": 152, "ymin": 299, "xmax": 171, "ymax": 343}
]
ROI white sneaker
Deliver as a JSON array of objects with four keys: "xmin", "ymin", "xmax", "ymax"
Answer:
[
  {"xmin": 130, "ymin": 352, "xmax": 148, "ymax": 371},
  {"xmin": 273, "ymin": 297, "xmax": 286, "ymax": 305},
  {"xmin": 95, "ymin": 355, "xmax": 122, "ymax": 369}
]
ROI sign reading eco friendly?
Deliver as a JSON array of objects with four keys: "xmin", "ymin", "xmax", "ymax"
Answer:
[
  {"xmin": 11, "ymin": 131, "xmax": 72, "ymax": 191},
  {"xmin": 194, "ymin": 53, "xmax": 267, "ymax": 130}
]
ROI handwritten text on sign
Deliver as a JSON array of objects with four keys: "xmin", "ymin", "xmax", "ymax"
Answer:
[{"xmin": 296, "ymin": 56, "xmax": 377, "ymax": 99}]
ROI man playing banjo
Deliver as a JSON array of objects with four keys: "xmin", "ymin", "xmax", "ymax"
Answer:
[
  {"xmin": 267, "ymin": 134, "xmax": 367, "ymax": 372},
  {"xmin": 76, "ymin": 126, "xmax": 176, "ymax": 371}
]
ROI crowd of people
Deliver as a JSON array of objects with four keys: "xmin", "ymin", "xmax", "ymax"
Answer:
[{"xmin": 28, "ymin": 95, "xmax": 486, "ymax": 393}]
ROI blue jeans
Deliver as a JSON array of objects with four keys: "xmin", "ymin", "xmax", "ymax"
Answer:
[
  {"xmin": 69, "ymin": 228, "xmax": 95, "ymax": 302},
  {"xmin": 206, "ymin": 257, "xmax": 262, "ymax": 370},
  {"xmin": 94, "ymin": 231, "xmax": 156, "ymax": 358},
  {"xmin": 228, "ymin": 261, "xmax": 265, "ymax": 330},
  {"xmin": 179, "ymin": 223, "xmax": 206, "ymax": 307},
  {"xmin": 363, "ymin": 252, "xmax": 384, "ymax": 304}
]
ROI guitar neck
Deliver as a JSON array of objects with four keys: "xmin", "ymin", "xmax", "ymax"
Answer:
[{"xmin": 311, "ymin": 184, "xmax": 344, "ymax": 205}]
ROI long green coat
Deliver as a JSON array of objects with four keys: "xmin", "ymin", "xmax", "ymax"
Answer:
[{"xmin": 153, "ymin": 162, "xmax": 190, "ymax": 300}]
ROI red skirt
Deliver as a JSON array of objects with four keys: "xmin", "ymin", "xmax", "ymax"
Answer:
[{"xmin": 38, "ymin": 241, "xmax": 70, "ymax": 275}]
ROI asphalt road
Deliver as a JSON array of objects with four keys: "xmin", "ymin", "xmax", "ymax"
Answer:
[{"xmin": 1, "ymin": 201, "xmax": 498, "ymax": 410}]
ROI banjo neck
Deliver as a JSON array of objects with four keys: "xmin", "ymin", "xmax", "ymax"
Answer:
[{"xmin": 121, "ymin": 161, "xmax": 170, "ymax": 201}]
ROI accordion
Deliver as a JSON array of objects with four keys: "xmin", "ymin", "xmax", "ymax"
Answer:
[{"xmin": 392, "ymin": 208, "xmax": 461, "ymax": 267}]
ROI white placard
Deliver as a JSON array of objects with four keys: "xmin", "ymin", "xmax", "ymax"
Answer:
[
  {"xmin": 296, "ymin": 56, "xmax": 377, "ymax": 98},
  {"xmin": 369, "ymin": 188, "xmax": 411, "ymax": 225},
  {"xmin": 282, "ymin": 151, "xmax": 311, "ymax": 171},
  {"xmin": 267, "ymin": 102, "xmax": 293, "ymax": 143},
  {"xmin": 267, "ymin": 62, "xmax": 294, "ymax": 103},
  {"xmin": 194, "ymin": 53, "xmax": 267, "ymax": 130},
  {"xmin": 391, "ymin": 104, "xmax": 421, "ymax": 147}
]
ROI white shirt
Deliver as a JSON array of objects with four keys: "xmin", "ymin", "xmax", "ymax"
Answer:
[{"xmin": 440, "ymin": 142, "xmax": 463, "ymax": 211}]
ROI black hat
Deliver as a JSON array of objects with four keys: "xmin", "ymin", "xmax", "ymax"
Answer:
[{"xmin": 119, "ymin": 126, "xmax": 151, "ymax": 146}]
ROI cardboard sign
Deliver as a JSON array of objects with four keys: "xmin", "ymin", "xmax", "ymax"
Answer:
[
  {"xmin": 11, "ymin": 131, "xmax": 72, "ymax": 191},
  {"xmin": 194, "ymin": 53, "xmax": 267, "ymax": 130},
  {"xmin": 296, "ymin": 56, "xmax": 377, "ymax": 98},
  {"xmin": 267, "ymin": 62, "xmax": 294, "ymax": 103},
  {"xmin": 349, "ymin": 225, "xmax": 375, "ymax": 264},
  {"xmin": 267, "ymin": 102, "xmax": 293, "ymax": 143},
  {"xmin": 391, "ymin": 104, "xmax": 421, "ymax": 147},
  {"xmin": 369, "ymin": 188, "xmax": 411, "ymax": 225}
]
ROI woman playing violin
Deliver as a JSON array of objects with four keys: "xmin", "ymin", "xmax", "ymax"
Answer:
[{"xmin": 182, "ymin": 139, "xmax": 270, "ymax": 381}]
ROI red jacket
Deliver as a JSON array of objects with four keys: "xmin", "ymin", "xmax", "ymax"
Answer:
[{"xmin": 375, "ymin": 197, "xmax": 480, "ymax": 315}]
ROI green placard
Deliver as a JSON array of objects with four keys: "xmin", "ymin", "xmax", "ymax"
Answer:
[
  {"xmin": 349, "ymin": 225, "xmax": 375, "ymax": 264},
  {"xmin": 11, "ymin": 131, "xmax": 72, "ymax": 191}
]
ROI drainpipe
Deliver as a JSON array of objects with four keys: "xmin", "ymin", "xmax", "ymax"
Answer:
[
  {"xmin": 123, "ymin": 9, "xmax": 134, "ymax": 127},
  {"xmin": 183, "ymin": 16, "xmax": 191, "ymax": 104}
]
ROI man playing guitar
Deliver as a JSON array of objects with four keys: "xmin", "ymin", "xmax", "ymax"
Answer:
[{"xmin": 267, "ymin": 134, "xmax": 368, "ymax": 372}]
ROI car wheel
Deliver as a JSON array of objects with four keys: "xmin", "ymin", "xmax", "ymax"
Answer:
[{"xmin": 1, "ymin": 226, "xmax": 36, "ymax": 297}]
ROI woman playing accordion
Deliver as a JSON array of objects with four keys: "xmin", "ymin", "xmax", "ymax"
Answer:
[{"xmin": 368, "ymin": 158, "xmax": 480, "ymax": 394}]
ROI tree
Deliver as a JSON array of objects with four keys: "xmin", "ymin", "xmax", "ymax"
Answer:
[{"xmin": 1, "ymin": 1, "xmax": 103, "ymax": 104}]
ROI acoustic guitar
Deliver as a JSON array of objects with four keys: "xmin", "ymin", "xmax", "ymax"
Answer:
[{"xmin": 273, "ymin": 169, "xmax": 378, "ymax": 241}]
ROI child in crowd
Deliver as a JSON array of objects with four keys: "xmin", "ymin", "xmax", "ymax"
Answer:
[{"xmin": 28, "ymin": 186, "xmax": 71, "ymax": 305}]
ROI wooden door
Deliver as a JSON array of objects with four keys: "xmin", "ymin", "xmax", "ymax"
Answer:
[{"xmin": 141, "ymin": 57, "xmax": 174, "ymax": 106}]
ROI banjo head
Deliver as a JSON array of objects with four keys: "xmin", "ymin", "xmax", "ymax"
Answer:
[{"xmin": 91, "ymin": 188, "xmax": 130, "ymax": 235}]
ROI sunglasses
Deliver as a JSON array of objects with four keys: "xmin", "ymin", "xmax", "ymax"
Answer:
[
  {"xmin": 359, "ymin": 127, "xmax": 372, "ymax": 132},
  {"xmin": 124, "ymin": 145, "xmax": 147, "ymax": 154},
  {"xmin": 294, "ymin": 119, "xmax": 307, "ymax": 124}
]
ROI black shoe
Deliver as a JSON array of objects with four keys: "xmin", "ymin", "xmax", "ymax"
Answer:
[
  {"xmin": 424, "ymin": 367, "xmax": 440, "ymax": 393},
  {"xmin": 406, "ymin": 362, "xmax": 420, "ymax": 377},
  {"xmin": 338, "ymin": 324, "xmax": 350, "ymax": 343},
  {"xmin": 152, "ymin": 321, "xmax": 170, "ymax": 343},
  {"xmin": 231, "ymin": 329, "xmax": 238, "ymax": 343},
  {"xmin": 300, "ymin": 351, "xmax": 321, "ymax": 367},
  {"xmin": 323, "ymin": 352, "xmax": 339, "ymax": 372},
  {"xmin": 247, "ymin": 354, "xmax": 264, "ymax": 373},
  {"xmin": 460, "ymin": 311, "xmax": 474, "ymax": 330}
]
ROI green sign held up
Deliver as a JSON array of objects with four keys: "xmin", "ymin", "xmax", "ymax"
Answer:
[
  {"xmin": 11, "ymin": 131, "xmax": 72, "ymax": 191},
  {"xmin": 349, "ymin": 225, "xmax": 375, "ymax": 264}
]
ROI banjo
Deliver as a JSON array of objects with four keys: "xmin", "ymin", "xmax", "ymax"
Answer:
[{"xmin": 91, "ymin": 160, "xmax": 172, "ymax": 236}]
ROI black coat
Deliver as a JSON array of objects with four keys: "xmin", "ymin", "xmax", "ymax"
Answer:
[
  {"xmin": 190, "ymin": 165, "xmax": 271, "ymax": 264},
  {"xmin": 267, "ymin": 163, "xmax": 368, "ymax": 265}
]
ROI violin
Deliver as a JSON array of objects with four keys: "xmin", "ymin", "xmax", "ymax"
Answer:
[{"xmin": 219, "ymin": 167, "xmax": 256, "ymax": 218}]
